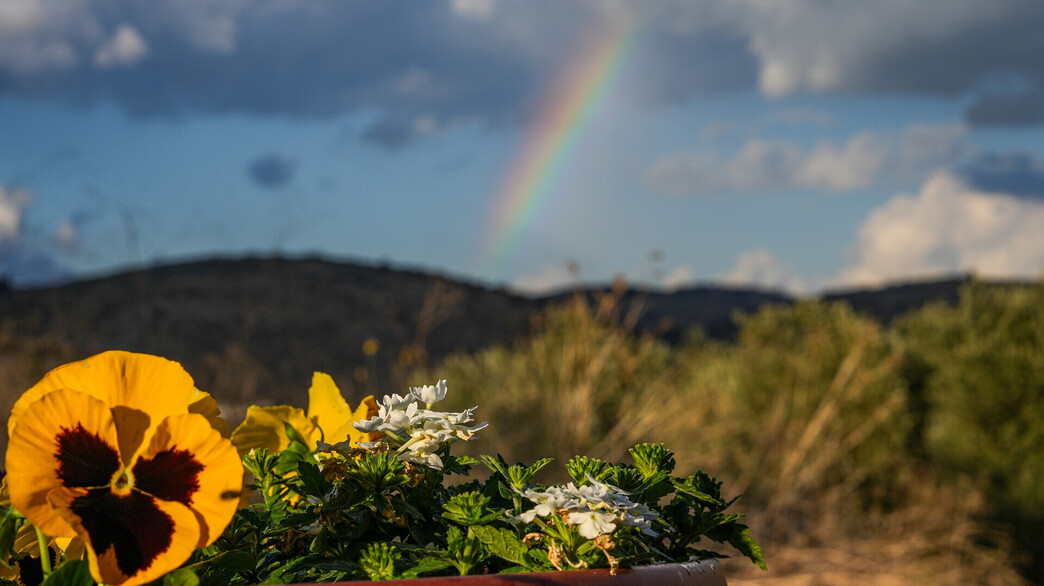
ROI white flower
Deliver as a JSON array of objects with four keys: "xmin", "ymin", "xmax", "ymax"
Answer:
[
  {"xmin": 399, "ymin": 431, "xmax": 444, "ymax": 469},
  {"xmin": 378, "ymin": 401, "xmax": 419, "ymax": 432},
  {"xmin": 352, "ymin": 416, "xmax": 384, "ymax": 433},
  {"xmin": 566, "ymin": 509, "xmax": 619, "ymax": 539},
  {"xmin": 382, "ymin": 392, "xmax": 418, "ymax": 410},
  {"xmin": 517, "ymin": 478, "xmax": 661, "ymax": 539},
  {"xmin": 410, "ymin": 380, "xmax": 448, "ymax": 407},
  {"xmin": 520, "ymin": 486, "xmax": 577, "ymax": 517}
]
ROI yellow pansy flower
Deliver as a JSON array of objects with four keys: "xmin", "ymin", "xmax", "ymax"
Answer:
[{"xmin": 4, "ymin": 353, "xmax": 243, "ymax": 586}]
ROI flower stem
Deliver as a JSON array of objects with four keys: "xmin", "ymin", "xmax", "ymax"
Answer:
[{"xmin": 34, "ymin": 526, "xmax": 52, "ymax": 578}]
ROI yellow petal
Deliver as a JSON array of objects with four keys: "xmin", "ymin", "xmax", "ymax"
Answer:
[
  {"xmin": 8, "ymin": 352, "xmax": 227, "ymax": 460},
  {"xmin": 307, "ymin": 372, "xmax": 351, "ymax": 437},
  {"xmin": 188, "ymin": 393, "xmax": 229, "ymax": 437},
  {"xmin": 5, "ymin": 389, "xmax": 120, "ymax": 538},
  {"xmin": 230, "ymin": 405, "xmax": 321, "ymax": 455},
  {"xmin": 49, "ymin": 485, "xmax": 200, "ymax": 586},
  {"xmin": 134, "ymin": 413, "xmax": 243, "ymax": 547},
  {"xmin": 307, "ymin": 373, "xmax": 380, "ymax": 446},
  {"xmin": 340, "ymin": 395, "xmax": 381, "ymax": 446}
]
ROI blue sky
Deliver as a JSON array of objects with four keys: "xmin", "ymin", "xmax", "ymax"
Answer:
[{"xmin": 2, "ymin": 1, "xmax": 1044, "ymax": 295}]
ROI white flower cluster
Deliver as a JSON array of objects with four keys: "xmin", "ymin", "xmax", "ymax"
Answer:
[
  {"xmin": 517, "ymin": 477, "xmax": 658, "ymax": 540},
  {"xmin": 351, "ymin": 380, "xmax": 487, "ymax": 469}
]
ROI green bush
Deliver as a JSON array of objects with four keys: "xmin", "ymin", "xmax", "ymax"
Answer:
[{"xmin": 897, "ymin": 280, "xmax": 1044, "ymax": 574}]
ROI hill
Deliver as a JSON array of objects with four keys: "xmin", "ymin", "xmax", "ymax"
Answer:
[{"xmin": 0, "ymin": 256, "xmax": 1000, "ymax": 414}]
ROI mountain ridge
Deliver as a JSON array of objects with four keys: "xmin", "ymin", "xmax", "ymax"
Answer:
[{"xmin": 0, "ymin": 255, "xmax": 1015, "ymax": 410}]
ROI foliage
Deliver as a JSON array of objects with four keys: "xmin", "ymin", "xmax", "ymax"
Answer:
[
  {"xmin": 435, "ymin": 290, "xmax": 1036, "ymax": 583},
  {"xmin": 897, "ymin": 280, "xmax": 1044, "ymax": 576},
  {"xmin": 174, "ymin": 440, "xmax": 762, "ymax": 584}
]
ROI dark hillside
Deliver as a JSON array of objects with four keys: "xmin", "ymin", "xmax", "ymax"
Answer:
[{"xmin": 0, "ymin": 257, "xmax": 1025, "ymax": 413}]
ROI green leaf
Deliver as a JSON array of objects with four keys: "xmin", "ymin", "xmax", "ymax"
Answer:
[
  {"xmin": 629, "ymin": 443, "xmax": 676, "ymax": 477},
  {"xmin": 194, "ymin": 549, "xmax": 256, "ymax": 573},
  {"xmin": 671, "ymin": 477, "xmax": 725, "ymax": 508},
  {"xmin": 471, "ymin": 525, "xmax": 530, "ymax": 568},
  {"xmin": 0, "ymin": 511, "xmax": 21, "ymax": 567},
  {"xmin": 566, "ymin": 456, "xmax": 609, "ymax": 484},
  {"xmin": 40, "ymin": 560, "xmax": 93, "ymax": 586},
  {"xmin": 162, "ymin": 568, "xmax": 200, "ymax": 586},
  {"xmin": 443, "ymin": 492, "xmax": 499, "ymax": 526},
  {"xmin": 401, "ymin": 557, "xmax": 455, "ymax": 578},
  {"xmin": 295, "ymin": 461, "xmax": 331, "ymax": 497},
  {"xmin": 727, "ymin": 524, "xmax": 767, "ymax": 571}
]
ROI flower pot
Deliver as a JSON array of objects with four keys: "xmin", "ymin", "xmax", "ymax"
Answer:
[{"xmin": 285, "ymin": 559, "xmax": 727, "ymax": 586}]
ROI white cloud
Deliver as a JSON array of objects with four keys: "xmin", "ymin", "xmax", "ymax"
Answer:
[
  {"xmin": 510, "ymin": 263, "xmax": 580, "ymax": 296},
  {"xmin": 645, "ymin": 124, "xmax": 967, "ymax": 195},
  {"xmin": 53, "ymin": 219, "xmax": 78, "ymax": 253},
  {"xmin": 0, "ymin": 186, "xmax": 32, "ymax": 243},
  {"xmin": 796, "ymin": 134, "xmax": 888, "ymax": 191},
  {"xmin": 719, "ymin": 249, "xmax": 806, "ymax": 294},
  {"xmin": 838, "ymin": 171, "xmax": 1044, "ymax": 288},
  {"xmin": 661, "ymin": 265, "xmax": 694, "ymax": 291},
  {"xmin": 452, "ymin": 0, "xmax": 495, "ymax": 21},
  {"xmin": 93, "ymin": 24, "xmax": 148, "ymax": 68}
]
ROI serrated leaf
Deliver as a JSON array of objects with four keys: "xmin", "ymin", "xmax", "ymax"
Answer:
[
  {"xmin": 471, "ymin": 525, "xmax": 530, "ymax": 567},
  {"xmin": 727, "ymin": 525, "xmax": 767, "ymax": 571},
  {"xmin": 40, "ymin": 560, "xmax": 93, "ymax": 586},
  {"xmin": 671, "ymin": 478, "xmax": 725, "ymax": 507},
  {"xmin": 295, "ymin": 461, "xmax": 331, "ymax": 496}
]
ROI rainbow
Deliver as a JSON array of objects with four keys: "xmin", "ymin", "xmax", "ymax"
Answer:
[{"xmin": 482, "ymin": 21, "xmax": 639, "ymax": 276}]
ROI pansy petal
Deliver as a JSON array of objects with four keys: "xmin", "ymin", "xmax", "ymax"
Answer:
[
  {"xmin": 307, "ymin": 372, "xmax": 380, "ymax": 445},
  {"xmin": 134, "ymin": 413, "xmax": 243, "ymax": 546},
  {"xmin": 49, "ymin": 485, "xmax": 200, "ymax": 586},
  {"xmin": 307, "ymin": 372, "xmax": 351, "ymax": 436},
  {"xmin": 188, "ymin": 393, "xmax": 229, "ymax": 436},
  {"xmin": 6, "ymin": 389, "xmax": 120, "ymax": 538},
  {"xmin": 230, "ymin": 405, "xmax": 321, "ymax": 455},
  {"xmin": 8, "ymin": 352, "xmax": 226, "ymax": 459}
]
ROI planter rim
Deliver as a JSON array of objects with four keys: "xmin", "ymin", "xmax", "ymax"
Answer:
[{"xmin": 284, "ymin": 559, "xmax": 726, "ymax": 586}]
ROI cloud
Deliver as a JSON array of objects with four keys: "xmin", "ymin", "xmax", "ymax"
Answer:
[
  {"xmin": 52, "ymin": 219, "xmax": 78, "ymax": 253},
  {"xmin": 510, "ymin": 263, "xmax": 580, "ymax": 296},
  {"xmin": 0, "ymin": 185, "xmax": 71, "ymax": 286},
  {"xmin": 93, "ymin": 24, "xmax": 149, "ymax": 68},
  {"xmin": 0, "ymin": 0, "xmax": 597, "ymax": 146},
  {"xmin": 718, "ymin": 249, "xmax": 805, "ymax": 294},
  {"xmin": 957, "ymin": 153, "xmax": 1044, "ymax": 200},
  {"xmin": 731, "ymin": 1, "xmax": 1044, "ymax": 125},
  {"xmin": 661, "ymin": 265, "xmax": 694, "ymax": 291},
  {"xmin": 248, "ymin": 154, "xmax": 296, "ymax": 188},
  {"xmin": 451, "ymin": 0, "xmax": 495, "ymax": 21},
  {"xmin": 838, "ymin": 171, "xmax": 1044, "ymax": 288},
  {"xmin": 645, "ymin": 125, "xmax": 966, "ymax": 195},
  {"xmin": 0, "ymin": 186, "xmax": 32, "ymax": 243},
  {"xmin": 1, "ymin": 0, "xmax": 1042, "ymax": 147},
  {"xmin": 965, "ymin": 88, "xmax": 1044, "ymax": 127}
]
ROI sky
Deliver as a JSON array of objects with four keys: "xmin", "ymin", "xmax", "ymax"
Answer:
[{"xmin": 2, "ymin": 1, "xmax": 1044, "ymax": 296}]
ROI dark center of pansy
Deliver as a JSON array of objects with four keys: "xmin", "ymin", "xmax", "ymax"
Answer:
[
  {"xmin": 132, "ymin": 449, "xmax": 203, "ymax": 505},
  {"xmin": 56, "ymin": 424, "xmax": 121, "ymax": 488},
  {"xmin": 69, "ymin": 488, "xmax": 174, "ymax": 578}
]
